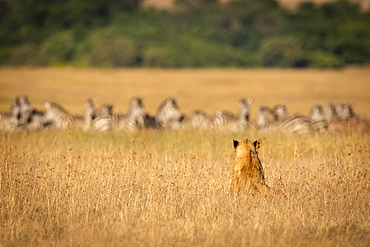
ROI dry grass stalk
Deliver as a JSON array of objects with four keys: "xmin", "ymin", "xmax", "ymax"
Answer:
[
  {"xmin": 0, "ymin": 68, "xmax": 369, "ymax": 246},
  {"xmin": 0, "ymin": 130, "xmax": 369, "ymax": 246}
]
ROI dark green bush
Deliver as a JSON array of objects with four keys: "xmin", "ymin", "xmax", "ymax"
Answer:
[
  {"xmin": 306, "ymin": 51, "xmax": 344, "ymax": 68},
  {"xmin": 37, "ymin": 31, "xmax": 76, "ymax": 66},
  {"xmin": 0, "ymin": 0, "xmax": 369, "ymax": 68},
  {"xmin": 173, "ymin": 38, "xmax": 254, "ymax": 68},
  {"xmin": 259, "ymin": 36, "xmax": 301, "ymax": 67},
  {"xmin": 142, "ymin": 47, "xmax": 175, "ymax": 68},
  {"xmin": 8, "ymin": 44, "xmax": 39, "ymax": 66},
  {"xmin": 89, "ymin": 34, "xmax": 137, "ymax": 67}
]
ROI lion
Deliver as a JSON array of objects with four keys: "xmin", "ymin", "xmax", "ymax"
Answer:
[{"xmin": 230, "ymin": 138, "xmax": 270, "ymax": 195}]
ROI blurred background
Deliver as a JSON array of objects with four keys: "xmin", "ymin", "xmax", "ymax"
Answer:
[{"xmin": 1, "ymin": 0, "xmax": 369, "ymax": 69}]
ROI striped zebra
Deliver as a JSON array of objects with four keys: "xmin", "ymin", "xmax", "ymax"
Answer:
[
  {"xmin": 325, "ymin": 103, "xmax": 360, "ymax": 124},
  {"xmin": 111, "ymin": 97, "xmax": 147, "ymax": 132},
  {"xmin": 274, "ymin": 104, "xmax": 312, "ymax": 134},
  {"xmin": 277, "ymin": 114, "xmax": 313, "ymax": 134},
  {"xmin": 272, "ymin": 104, "xmax": 289, "ymax": 120},
  {"xmin": 212, "ymin": 110, "xmax": 237, "ymax": 131},
  {"xmin": 92, "ymin": 104, "xmax": 113, "ymax": 132},
  {"xmin": 18, "ymin": 95, "xmax": 45, "ymax": 130},
  {"xmin": 309, "ymin": 104, "xmax": 327, "ymax": 133},
  {"xmin": 18, "ymin": 95, "xmax": 33, "ymax": 126},
  {"xmin": 190, "ymin": 109, "xmax": 213, "ymax": 130},
  {"xmin": 239, "ymin": 98, "xmax": 254, "ymax": 122},
  {"xmin": 27, "ymin": 109, "xmax": 45, "ymax": 130},
  {"xmin": 210, "ymin": 98, "xmax": 255, "ymax": 131},
  {"xmin": 0, "ymin": 97, "xmax": 21, "ymax": 132},
  {"xmin": 147, "ymin": 97, "xmax": 185, "ymax": 130},
  {"xmin": 334, "ymin": 103, "xmax": 359, "ymax": 120},
  {"xmin": 43, "ymin": 102, "xmax": 84, "ymax": 129},
  {"xmin": 85, "ymin": 97, "xmax": 147, "ymax": 132},
  {"xmin": 256, "ymin": 106, "xmax": 277, "ymax": 129},
  {"xmin": 83, "ymin": 99, "xmax": 113, "ymax": 132},
  {"xmin": 275, "ymin": 104, "xmax": 313, "ymax": 134},
  {"xmin": 83, "ymin": 98, "xmax": 95, "ymax": 131},
  {"xmin": 256, "ymin": 104, "xmax": 312, "ymax": 134},
  {"xmin": 324, "ymin": 103, "xmax": 340, "ymax": 124},
  {"xmin": 325, "ymin": 103, "xmax": 335, "ymax": 123}
]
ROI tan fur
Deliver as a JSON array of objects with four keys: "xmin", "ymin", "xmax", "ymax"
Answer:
[
  {"xmin": 327, "ymin": 119, "xmax": 369, "ymax": 134},
  {"xmin": 230, "ymin": 138, "xmax": 269, "ymax": 195}
]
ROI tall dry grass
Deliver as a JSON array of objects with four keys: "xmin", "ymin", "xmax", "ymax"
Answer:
[
  {"xmin": 0, "ymin": 68, "xmax": 369, "ymax": 246},
  {"xmin": 1, "ymin": 130, "xmax": 369, "ymax": 246}
]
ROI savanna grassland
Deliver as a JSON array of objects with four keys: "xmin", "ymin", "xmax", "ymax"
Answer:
[{"xmin": 1, "ymin": 68, "xmax": 370, "ymax": 246}]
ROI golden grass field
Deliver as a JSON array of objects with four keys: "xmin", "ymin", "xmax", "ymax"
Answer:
[{"xmin": 0, "ymin": 68, "xmax": 370, "ymax": 246}]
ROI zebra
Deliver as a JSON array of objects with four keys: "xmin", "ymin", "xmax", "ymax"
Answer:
[
  {"xmin": 92, "ymin": 104, "xmax": 113, "ymax": 132},
  {"xmin": 209, "ymin": 98, "xmax": 255, "ymax": 132},
  {"xmin": 256, "ymin": 104, "xmax": 312, "ymax": 134},
  {"xmin": 325, "ymin": 103, "xmax": 360, "ymax": 124},
  {"xmin": 147, "ymin": 97, "xmax": 185, "ymax": 130},
  {"xmin": 111, "ymin": 97, "xmax": 147, "ymax": 132},
  {"xmin": 277, "ymin": 114, "xmax": 313, "ymax": 134},
  {"xmin": 83, "ymin": 99, "xmax": 113, "ymax": 132},
  {"xmin": 26, "ymin": 109, "xmax": 45, "ymax": 130},
  {"xmin": 212, "ymin": 110, "xmax": 236, "ymax": 131},
  {"xmin": 309, "ymin": 104, "xmax": 327, "ymax": 133},
  {"xmin": 239, "ymin": 98, "xmax": 254, "ymax": 122},
  {"xmin": 310, "ymin": 105, "xmax": 325, "ymax": 122},
  {"xmin": 117, "ymin": 97, "xmax": 147, "ymax": 132},
  {"xmin": 18, "ymin": 95, "xmax": 33, "ymax": 126},
  {"xmin": 272, "ymin": 103, "xmax": 313, "ymax": 134},
  {"xmin": 190, "ymin": 109, "xmax": 213, "ymax": 130},
  {"xmin": 18, "ymin": 95, "xmax": 45, "ymax": 130},
  {"xmin": 256, "ymin": 106, "xmax": 277, "ymax": 130},
  {"xmin": 85, "ymin": 97, "xmax": 147, "ymax": 132},
  {"xmin": 83, "ymin": 98, "xmax": 95, "ymax": 131},
  {"xmin": 43, "ymin": 102, "xmax": 84, "ymax": 129},
  {"xmin": 324, "ymin": 103, "xmax": 340, "ymax": 124},
  {"xmin": 0, "ymin": 97, "xmax": 21, "ymax": 132},
  {"xmin": 274, "ymin": 104, "xmax": 313, "ymax": 134},
  {"xmin": 334, "ymin": 103, "xmax": 359, "ymax": 121},
  {"xmin": 273, "ymin": 104, "xmax": 289, "ymax": 120}
]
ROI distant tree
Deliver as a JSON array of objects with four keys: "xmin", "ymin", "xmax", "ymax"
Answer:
[
  {"xmin": 8, "ymin": 44, "xmax": 39, "ymax": 66},
  {"xmin": 175, "ymin": 0, "xmax": 218, "ymax": 9},
  {"xmin": 142, "ymin": 47, "xmax": 175, "ymax": 67},
  {"xmin": 89, "ymin": 34, "xmax": 138, "ymax": 67},
  {"xmin": 1, "ymin": 0, "xmax": 370, "ymax": 68},
  {"xmin": 305, "ymin": 51, "xmax": 344, "ymax": 68},
  {"xmin": 259, "ymin": 36, "xmax": 301, "ymax": 67},
  {"xmin": 37, "ymin": 31, "xmax": 76, "ymax": 66}
]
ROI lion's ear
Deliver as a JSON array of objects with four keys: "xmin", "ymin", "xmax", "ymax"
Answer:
[
  {"xmin": 254, "ymin": 139, "xmax": 263, "ymax": 149},
  {"xmin": 232, "ymin": 139, "xmax": 239, "ymax": 150}
]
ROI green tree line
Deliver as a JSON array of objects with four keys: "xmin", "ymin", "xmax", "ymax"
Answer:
[{"xmin": 1, "ymin": 0, "xmax": 369, "ymax": 68}]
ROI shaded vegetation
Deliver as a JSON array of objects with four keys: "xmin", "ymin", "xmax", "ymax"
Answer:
[{"xmin": 1, "ymin": 0, "xmax": 369, "ymax": 68}]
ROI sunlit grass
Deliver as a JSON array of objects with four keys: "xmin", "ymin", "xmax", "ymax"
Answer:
[
  {"xmin": 1, "ymin": 68, "xmax": 369, "ymax": 119},
  {"xmin": 0, "ymin": 68, "xmax": 369, "ymax": 245},
  {"xmin": 1, "ymin": 130, "xmax": 369, "ymax": 246}
]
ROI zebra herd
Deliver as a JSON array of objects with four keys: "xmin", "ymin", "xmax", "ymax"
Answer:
[
  {"xmin": 0, "ymin": 95, "xmax": 368, "ymax": 134},
  {"xmin": 256, "ymin": 103, "xmax": 368, "ymax": 134}
]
